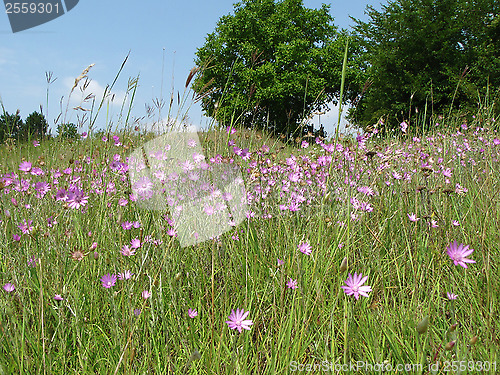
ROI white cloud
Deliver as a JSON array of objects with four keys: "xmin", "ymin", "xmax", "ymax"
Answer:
[{"xmin": 311, "ymin": 101, "xmax": 362, "ymax": 138}]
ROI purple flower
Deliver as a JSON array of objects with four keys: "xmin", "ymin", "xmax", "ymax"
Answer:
[
  {"xmin": 19, "ymin": 161, "xmax": 32, "ymax": 172},
  {"xmin": 132, "ymin": 176, "xmax": 154, "ymax": 199},
  {"xmin": 188, "ymin": 308, "xmax": 198, "ymax": 318},
  {"xmin": 130, "ymin": 238, "xmax": 141, "ymax": 249},
  {"xmin": 287, "ymin": 278, "xmax": 298, "ymax": 289},
  {"xmin": 141, "ymin": 290, "xmax": 151, "ymax": 299},
  {"xmin": 225, "ymin": 308, "xmax": 253, "ymax": 333},
  {"xmin": 3, "ymin": 283, "xmax": 15, "ymax": 293},
  {"xmin": 447, "ymin": 292, "xmax": 458, "ymax": 300},
  {"xmin": 446, "ymin": 241, "xmax": 476, "ymax": 268},
  {"xmin": 120, "ymin": 245, "xmax": 136, "ymax": 256},
  {"xmin": 121, "ymin": 221, "xmax": 133, "ymax": 230},
  {"xmin": 429, "ymin": 220, "xmax": 439, "ymax": 228},
  {"xmin": 66, "ymin": 189, "xmax": 89, "ymax": 209},
  {"xmin": 407, "ymin": 213, "xmax": 419, "ymax": 222},
  {"xmin": 118, "ymin": 270, "xmax": 133, "ymax": 280},
  {"xmin": 30, "ymin": 167, "xmax": 43, "ymax": 176},
  {"xmin": 400, "ymin": 121, "xmax": 408, "ymax": 133},
  {"xmin": 133, "ymin": 309, "xmax": 141, "ymax": 316},
  {"xmin": 55, "ymin": 189, "xmax": 68, "ymax": 201},
  {"xmin": 341, "ymin": 272, "xmax": 372, "ymax": 300},
  {"xmin": 54, "ymin": 294, "xmax": 63, "ymax": 301},
  {"xmin": 100, "ymin": 273, "xmax": 117, "ymax": 288},
  {"xmin": 298, "ymin": 241, "xmax": 312, "ymax": 255},
  {"xmin": 18, "ymin": 219, "xmax": 34, "ymax": 234},
  {"xmin": 27, "ymin": 255, "xmax": 38, "ymax": 268},
  {"xmin": 277, "ymin": 258, "xmax": 284, "ymax": 267}
]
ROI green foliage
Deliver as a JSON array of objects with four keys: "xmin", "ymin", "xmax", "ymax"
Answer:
[
  {"xmin": 57, "ymin": 123, "xmax": 78, "ymax": 139},
  {"xmin": 0, "ymin": 109, "xmax": 48, "ymax": 142},
  {"xmin": 21, "ymin": 111, "xmax": 49, "ymax": 140},
  {"xmin": 350, "ymin": 0, "xmax": 500, "ymax": 132},
  {"xmin": 0, "ymin": 110, "xmax": 23, "ymax": 143},
  {"xmin": 193, "ymin": 0, "xmax": 364, "ymax": 138}
]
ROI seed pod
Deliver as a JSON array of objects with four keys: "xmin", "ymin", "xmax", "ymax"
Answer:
[
  {"xmin": 445, "ymin": 341, "xmax": 456, "ymax": 351},
  {"xmin": 416, "ymin": 316, "xmax": 430, "ymax": 334},
  {"xmin": 340, "ymin": 257, "xmax": 348, "ymax": 273}
]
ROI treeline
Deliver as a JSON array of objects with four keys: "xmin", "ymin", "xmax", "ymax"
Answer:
[
  {"xmin": 0, "ymin": 109, "xmax": 79, "ymax": 143},
  {"xmin": 0, "ymin": 110, "xmax": 48, "ymax": 143}
]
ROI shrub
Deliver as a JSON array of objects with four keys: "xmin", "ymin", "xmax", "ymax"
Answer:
[{"xmin": 57, "ymin": 123, "xmax": 79, "ymax": 139}]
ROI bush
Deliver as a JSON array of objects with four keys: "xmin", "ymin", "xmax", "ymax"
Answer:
[{"xmin": 57, "ymin": 123, "xmax": 79, "ymax": 139}]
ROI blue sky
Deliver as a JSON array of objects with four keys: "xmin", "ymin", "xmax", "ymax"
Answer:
[{"xmin": 1, "ymin": 0, "xmax": 381, "ymax": 137}]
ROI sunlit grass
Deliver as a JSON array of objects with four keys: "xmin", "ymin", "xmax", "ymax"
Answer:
[{"xmin": 0, "ymin": 71, "xmax": 499, "ymax": 375}]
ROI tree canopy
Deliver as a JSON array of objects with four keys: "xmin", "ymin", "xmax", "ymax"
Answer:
[
  {"xmin": 23, "ymin": 111, "xmax": 48, "ymax": 140},
  {"xmin": 192, "ymin": 0, "xmax": 363, "ymax": 138},
  {"xmin": 0, "ymin": 111, "xmax": 23, "ymax": 143},
  {"xmin": 0, "ymin": 110, "xmax": 49, "ymax": 143},
  {"xmin": 350, "ymin": 0, "xmax": 500, "ymax": 132}
]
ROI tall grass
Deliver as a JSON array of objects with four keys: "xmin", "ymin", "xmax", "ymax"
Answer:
[{"xmin": 0, "ymin": 65, "xmax": 499, "ymax": 375}]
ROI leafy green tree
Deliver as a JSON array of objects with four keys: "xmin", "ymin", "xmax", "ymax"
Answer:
[
  {"xmin": 21, "ymin": 111, "xmax": 49, "ymax": 140},
  {"xmin": 57, "ymin": 123, "xmax": 78, "ymax": 139},
  {"xmin": 350, "ymin": 0, "xmax": 500, "ymax": 132},
  {"xmin": 0, "ymin": 110, "xmax": 23, "ymax": 143},
  {"xmin": 193, "ymin": 0, "xmax": 363, "ymax": 138}
]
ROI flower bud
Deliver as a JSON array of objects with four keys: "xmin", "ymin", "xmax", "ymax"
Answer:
[
  {"xmin": 340, "ymin": 257, "xmax": 348, "ymax": 273},
  {"xmin": 470, "ymin": 336, "xmax": 478, "ymax": 345},
  {"xmin": 448, "ymin": 323, "xmax": 458, "ymax": 333},
  {"xmin": 416, "ymin": 316, "xmax": 430, "ymax": 334},
  {"xmin": 445, "ymin": 341, "xmax": 456, "ymax": 350}
]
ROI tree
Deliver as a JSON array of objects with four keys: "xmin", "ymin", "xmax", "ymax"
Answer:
[
  {"xmin": 21, "ymin": 111, "xmax": 49, "ymax": 140},
  {"xmin": 0, "ymin": 110, "xmax": 23, "ymax": 143},
  {"xmin": 193, "ymin": 0, "xmax": 363, "ymax": 138},
  {"xmin": 350, "ymin": 0, "xmax": 500, "ymax": 132},
  {"xmin": 57, "ymin": 123, "xmax": 78, "ymax": 139}
]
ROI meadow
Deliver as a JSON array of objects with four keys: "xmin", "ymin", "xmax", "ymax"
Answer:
[{"xmin": 0, "ymin": 75, "xmax": 499, "ymax": 375}]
